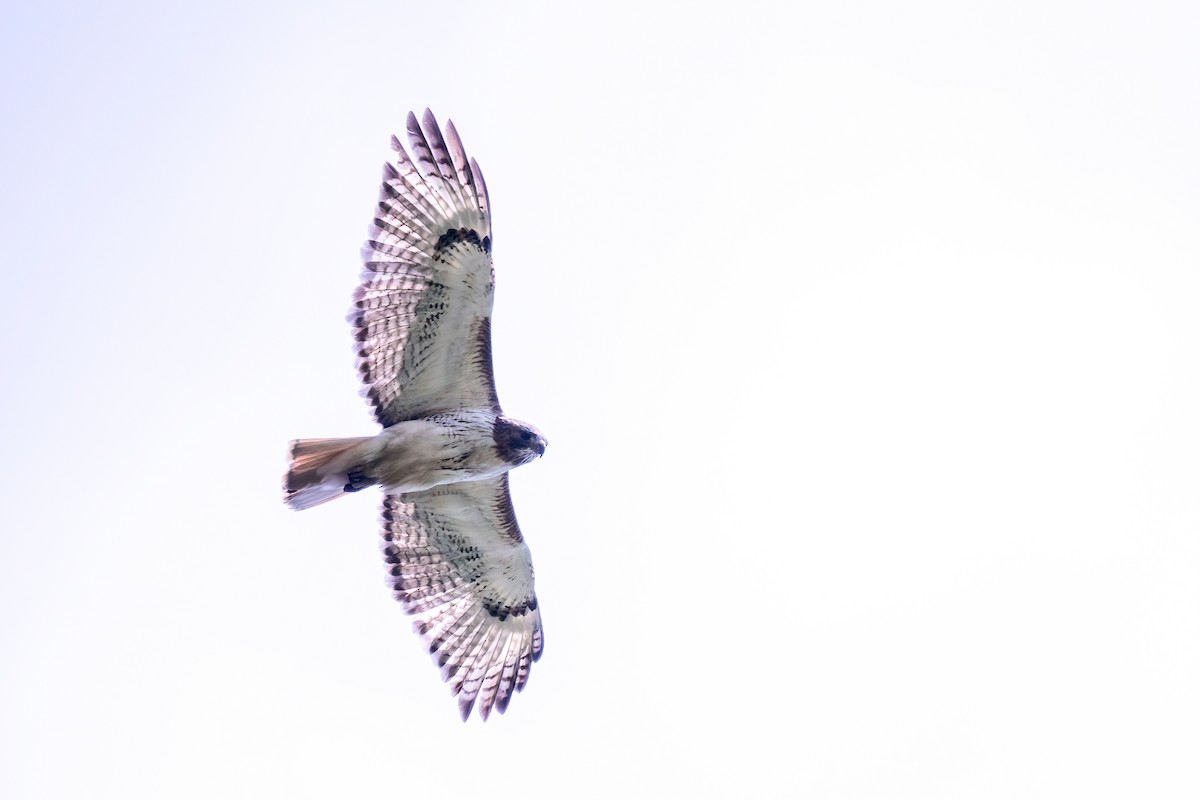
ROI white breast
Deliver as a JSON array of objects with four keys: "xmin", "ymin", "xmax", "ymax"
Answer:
[{"xmin": 372, "ymin": 412, "xmax": 506, "ymax": 492}]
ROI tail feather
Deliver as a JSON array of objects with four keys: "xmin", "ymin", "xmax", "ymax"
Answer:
[{"xmin": 284, "ymin": 436, "xmax": 374, "ymax": 510}]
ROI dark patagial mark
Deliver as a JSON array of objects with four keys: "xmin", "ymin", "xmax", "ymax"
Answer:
[
  {"xmin": 473, "ymin": 318, "xmax": 500, "ymax": 411},
  {"xmin": 492, "ymin": 483, "xmax": 523, "ymax": 542}
]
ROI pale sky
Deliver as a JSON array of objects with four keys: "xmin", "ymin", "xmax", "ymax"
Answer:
[{"xmin": 2, "ymin": 1, "xmax": 1198, "ymax": 798}]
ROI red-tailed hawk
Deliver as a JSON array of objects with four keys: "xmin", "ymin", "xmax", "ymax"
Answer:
[{"xmin": 283, "ymin": 110, "xmax": 547, "ymax": 721}]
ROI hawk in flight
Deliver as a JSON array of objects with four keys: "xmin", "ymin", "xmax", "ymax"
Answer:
[{"xmin": 283, "ymin": 110, "xmax": 547, "ymax": 721}]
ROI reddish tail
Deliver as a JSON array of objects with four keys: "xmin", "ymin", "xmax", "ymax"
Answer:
[{"xmin": 283, "ymin": 437, "xmax": 372, "ymax": 510}]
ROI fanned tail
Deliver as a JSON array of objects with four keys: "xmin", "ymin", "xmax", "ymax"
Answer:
[{"xmin": 283, "ymin": 437, "xmax": 374, "ymax": 510}]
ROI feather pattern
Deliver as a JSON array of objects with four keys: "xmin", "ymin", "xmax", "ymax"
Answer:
[
  {"xmin": 381, "ymin": 474, "xmax": 543, "ymax": 721},
  {"xmin": 353, "ymin": 109, "xmax": 497, "ymax": 425}
]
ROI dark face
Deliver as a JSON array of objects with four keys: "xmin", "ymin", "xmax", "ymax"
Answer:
[{"xmin": 494, "ymin": 417, "xmax": 548, "ymax": 466}]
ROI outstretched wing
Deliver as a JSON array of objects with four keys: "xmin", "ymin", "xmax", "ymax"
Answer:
[
  {"xmin": 381, "ymin": 475, "xmax": 543, "ymax": 721},
  {"xmin": 353, "ymin": 109, "xmax": 500, "ymax": 425}
]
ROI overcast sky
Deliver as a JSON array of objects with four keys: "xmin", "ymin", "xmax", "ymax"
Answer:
[{"xmin": 2, "ymin": 1, "xmax": 1198, "ymax": 798}]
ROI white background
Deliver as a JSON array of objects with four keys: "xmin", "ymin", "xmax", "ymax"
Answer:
[{"xmin": 2, "ymin": 1, "xmax": 1197, "ymax": 797}]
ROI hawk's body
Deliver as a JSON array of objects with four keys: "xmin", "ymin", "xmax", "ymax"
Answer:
[{"xmin": 284, "ymin": 110, "xmax": 547, "ymax": 721}]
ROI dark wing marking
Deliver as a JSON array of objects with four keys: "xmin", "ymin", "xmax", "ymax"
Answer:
[
  {"xmin": 381, "ymin": 474, "xmax": 543, "ymax": 721},
  {"xmin": 352, "ymin": 109, "xmax": 499, "ymax": 425}
]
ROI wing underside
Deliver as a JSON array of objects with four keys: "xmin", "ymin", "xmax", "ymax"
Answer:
[
  {"xmin": 381, "ymin": 474, "xmax": 543, "ymax": 721},
  {"xmin": 353, "ymin": 109, "xmax": 500, "ymax": 424}
]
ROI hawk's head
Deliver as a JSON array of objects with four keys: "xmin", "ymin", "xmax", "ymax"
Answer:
[{"xmin": 493, "ymin": 417, "xmax": 548, "ymax": 466}]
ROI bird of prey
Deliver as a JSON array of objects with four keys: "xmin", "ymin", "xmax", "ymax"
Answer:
[{"xmin": 283, "ymin": 109, "xmax": 547, "ymax": 721}]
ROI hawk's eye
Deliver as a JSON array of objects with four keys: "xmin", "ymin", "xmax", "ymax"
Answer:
[{"xmin": 520, "ymin": 431, "xmax": 533, "ymax": 442}]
